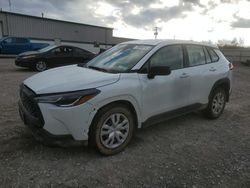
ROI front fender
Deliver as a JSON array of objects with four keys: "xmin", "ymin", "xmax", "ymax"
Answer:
[{"xmin": 88, "ymin": 95, "xmax": 142, "ymax": 128}]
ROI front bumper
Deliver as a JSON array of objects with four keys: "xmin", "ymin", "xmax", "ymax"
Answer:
[
  {"xmin": 15, "ymin": 58, "xmax": 36, "ymax": 67},
  {"xmin": 19, "ymin": 101, "xmax": 75, "ymax": 146},
  {"xmin": 18, "ymin": 84, "xmax": 96, "ymax": 145}
]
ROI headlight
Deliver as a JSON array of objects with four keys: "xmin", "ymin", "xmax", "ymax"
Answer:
[
  {"xmin": 35, "ymin": 89, "xmax": 100, "ymax": 107},
  {"xmin": 20, "ymin": 55, "xmax": 37, "ymax": 59}
]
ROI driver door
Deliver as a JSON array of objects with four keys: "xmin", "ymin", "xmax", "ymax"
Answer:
[
  {"xmin": 47, "ymin": 46, "xmax": 71, "ymax": 67},
  {"xmin": 138, "ymin": 45, "xmax": 191, "ymax": 121}
]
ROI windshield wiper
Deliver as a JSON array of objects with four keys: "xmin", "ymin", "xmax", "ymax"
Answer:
[
  {"xmin": 77, "ymin": 63, "xmax": 86, "ymax": 67},
  {"xmin": 88, "ymin": 66, "xmax": 108, "ymax": 72}
]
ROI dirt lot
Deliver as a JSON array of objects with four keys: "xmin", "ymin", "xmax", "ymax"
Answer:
[{"xmin": 0, "ymin": 59, "xmax": 249, "ymax": 188}]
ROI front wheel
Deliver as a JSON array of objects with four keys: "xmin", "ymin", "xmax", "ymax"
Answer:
[
  {"xmin": 204, "ymin": 88, "xmax": 226, "ymax": 119},
  {"xmin": 35, "ymin": 60, "xmax": 47, "ymax": 72},
  {"xmin": 89, "ymin": 104, "xmax": 135, "ymax": 155}
]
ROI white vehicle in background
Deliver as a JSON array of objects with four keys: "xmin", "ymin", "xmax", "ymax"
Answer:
[{"xmin": 18, "ymin": 39, "xmax": 233, "ymax": 155}]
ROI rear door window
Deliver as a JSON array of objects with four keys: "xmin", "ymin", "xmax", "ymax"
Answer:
[{"xmin": 186, "ymin": 45, "xmax": 206, "ymax": 67}]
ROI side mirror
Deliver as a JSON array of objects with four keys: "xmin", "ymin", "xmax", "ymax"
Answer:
[{"xmin": 148, "ymin": 66, "xmax": 171, "ymax": 79}]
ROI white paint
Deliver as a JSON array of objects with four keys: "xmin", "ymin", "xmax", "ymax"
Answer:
[
  {"xmin": 23, "ymin": 39, "xmax": 232, "ymax": 141},
  {"xmin": 24, "ymin": 65, "xmax": 120, "ymax": 94}
]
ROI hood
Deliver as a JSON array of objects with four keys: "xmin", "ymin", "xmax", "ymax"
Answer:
[
  {"xmin": 23, "ymin": 65, "xmax": 120, "ymax": 94},
  {"xmin": 19, "ymin": 51, "xmax": 40, "ymax": 56}
]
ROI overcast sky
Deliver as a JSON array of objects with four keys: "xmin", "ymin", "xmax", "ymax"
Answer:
[{"xmin": 1, "ymin": 0, "xmax": 250, "ymax": 45}]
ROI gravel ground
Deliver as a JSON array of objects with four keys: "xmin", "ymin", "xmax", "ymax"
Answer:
[{"xmin": 0, "ymin": 59, "xmax": 250, "ymax": 188}]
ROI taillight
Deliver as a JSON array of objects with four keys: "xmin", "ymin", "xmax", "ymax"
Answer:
[{"xmin": 229, "ymin": 62, "xmax": 234, "ymax": 70}]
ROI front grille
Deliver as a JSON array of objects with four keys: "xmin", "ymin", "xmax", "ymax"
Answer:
[
  {"xmin": 20, "ymin": 91, "xmax": 38, "ymax": 117},
  {"xmin": 20, "ymin": 84, "xmax": 44, "ymax": 125}
]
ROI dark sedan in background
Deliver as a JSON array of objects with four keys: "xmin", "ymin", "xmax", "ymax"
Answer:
[{"xmin": 15, "ymin": 45, "xmax": 95, "ymax": 71}]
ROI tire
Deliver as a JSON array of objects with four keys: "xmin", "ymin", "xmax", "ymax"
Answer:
[
  {"xmin": 204, "ymin": 87, "xmax": 226, "ymax": 119},
  {"xmin": 35, "ymin": 60, "xmax": 47, "ymax": 72},
  {"xmin": 89, "ymin": 104, "xmax": 135, "ymax": 155}
]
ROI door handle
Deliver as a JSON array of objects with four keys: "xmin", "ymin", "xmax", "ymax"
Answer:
[
  {"xmin": 180, "ymin": 73, "xmax": 190, "ymax": 78},
  {"xmin": 209, "ymin": 67, "xmax": 216, "ymax": 72}
]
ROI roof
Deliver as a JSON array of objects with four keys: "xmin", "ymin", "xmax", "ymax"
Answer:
[
  {"xmin": 0, "ymin": 10, "xmax": 113, "ymax": 30},
  {"xmin": 122, "ymin": 39, "xmax": 218, "ymax": 49}
]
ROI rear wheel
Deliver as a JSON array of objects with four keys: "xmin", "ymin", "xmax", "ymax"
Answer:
[
  {"xmin": 204, "ymin": 88, "xmax": 226, "ymax": 119},
  {"xmin": 35, "ymin": 60, "xmax": 47, "ymax": 72},
  {"xmin": 89, "ymin": 104, "xmax": 135, "ymax": 155}
]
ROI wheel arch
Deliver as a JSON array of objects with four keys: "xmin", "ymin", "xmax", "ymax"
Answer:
[
  {"xmin": 209, "ymin": 78, "xmax": 230, "ymax": 102},
  {"xmin": 89, "ymin": 96, "xmax": 141, "ymax": 131}
]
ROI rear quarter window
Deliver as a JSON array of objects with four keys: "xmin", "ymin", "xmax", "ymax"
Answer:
[{"xmin": 207, "ymin": 47, "xmax": 219, "ymax": 62}]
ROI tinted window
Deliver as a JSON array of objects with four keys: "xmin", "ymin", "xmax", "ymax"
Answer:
[
  {"xmin": 51, "ymin": 46, "xmax": 73, "ymax": 54},
  {"xmin": 64, "ymin": 47, "xmax": 73, "ymax": 53},
  {"xmin": 4, "ymin": 38, "xmax": 13, "ymax": 43},
  {"xmin": 186, "ymin": 45, "xmax": 206, "ymax": 66},
  {"xmin": 51, "ymin": 47, "xmax": 63, "ymax": 54},
  {"xmin": 75, "ymin": 48, "xmax": 90, "ymax": 55},
  {"xmin": 16, "ymin": 38, "xmax": 28, "ymax": 43},
  {"xmin": 203, "ymin": 47, "xmax": 212, "ymax": 63},
  {"xmin": 207, "ymin": 48, "xmax": 219, "ymax": 62},
  {"xmin": 149, "ymin": 45, "xmax": 183, "ymax": 70}
]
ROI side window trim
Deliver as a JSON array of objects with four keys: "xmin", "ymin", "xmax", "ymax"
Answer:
[
  {"xmin": 182, "ymin": 44, "xmax": 189, "ymax": 68},
  {"xmin": 202, "ymin": 46, "xmax": 207, "ymax": 63},
  {"xmin": 202, "ymin": 46, "xmax": 212, "ymax": 64}
]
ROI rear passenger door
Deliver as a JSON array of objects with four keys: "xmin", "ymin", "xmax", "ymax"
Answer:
[{"xmin": 184, "ymin": 45, "xmax": 220, "ymax": 105}]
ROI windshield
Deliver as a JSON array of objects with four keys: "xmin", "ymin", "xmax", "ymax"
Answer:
[
  {"xmin": 38, "ymin": 45, "xmax": 57, "ymax": 52},
  {"xmin": 86, "ymin": 44, "xmax": 153, "ymax": 73},
  {"xmin": 0, "ymin": 37, "xmax": 7, "ymax": 42}
]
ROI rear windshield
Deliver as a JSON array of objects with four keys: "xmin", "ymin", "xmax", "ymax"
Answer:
[{"xmin": 38, "ymin": 45, "xmax": 57, "ymax": 52}]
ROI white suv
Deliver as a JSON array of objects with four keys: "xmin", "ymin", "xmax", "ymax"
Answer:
[{"xmin": 18, "ymin": 40, "xmax": 233, "ymax": 155}]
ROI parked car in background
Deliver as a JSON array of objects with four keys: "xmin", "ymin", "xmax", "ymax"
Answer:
[
  {"xmin": 15, "ymin": 45, "xmax": 95, "ymax": 71},
  {"xmin": 18, "ymin": 39, "xmax": 233, "ymax": 155},
  {"xmin": 0, "ymin": 37, "xmax": 49, "ymax": 54}
]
